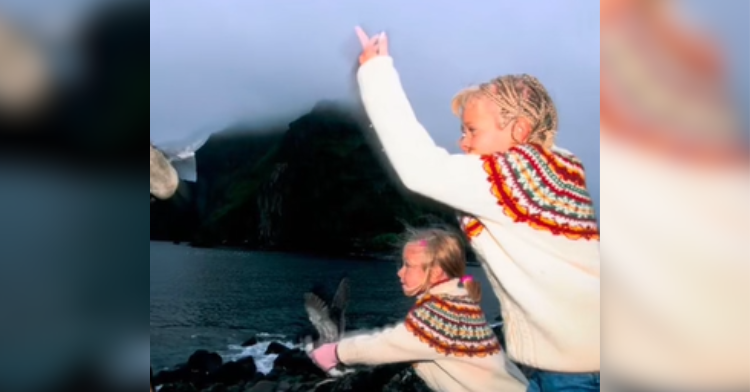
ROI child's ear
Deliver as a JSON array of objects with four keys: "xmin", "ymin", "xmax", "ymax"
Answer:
[
  {"xmin": 430, "ymin": 267, "xmax": 447, "ymax": 282},
  {"xmin": 513, "ymin": 117, "xmax": 533, "ymax": 143}
]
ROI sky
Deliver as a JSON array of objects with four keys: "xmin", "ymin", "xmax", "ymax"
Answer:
[{"xmin": 149, "ymin": 1, "xmax": 602, "ymax": 149}]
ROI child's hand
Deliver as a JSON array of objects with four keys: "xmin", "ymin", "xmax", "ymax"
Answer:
[
  {"xmin": 310, "ymin": 343, "xmax": 339, "ymax": 371},
  {"xmin": 355, "ymin": 26, "xmax": 388, "ymax": 66}
]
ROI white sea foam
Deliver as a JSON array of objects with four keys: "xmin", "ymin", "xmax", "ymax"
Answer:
[{"xmin": 223, "ymin": 338, "xmax": 301, "ymax": 375}]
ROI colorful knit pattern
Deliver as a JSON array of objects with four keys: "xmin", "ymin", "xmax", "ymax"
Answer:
[
  {"xmin": 481, "ymin": 144, "xmax": 600, "ymax": 241},
  {"xmin": 405, "ymin": 294, "xmax": 501, "ymax": 357},
  {"xmin": 460, "ymin": 216, "xmax": 485, "ymax": 239}
]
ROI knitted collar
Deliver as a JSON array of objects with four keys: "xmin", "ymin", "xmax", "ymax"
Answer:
[
  {"xmin": 405, "ymin": 282, "xmax": 501, "ymax": 357},
  {"xmin": 420, "ymin": 277, "xmax": 460, "ymax": 297}
]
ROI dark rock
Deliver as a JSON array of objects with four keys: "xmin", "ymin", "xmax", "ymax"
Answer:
[
  {"xmin": 155, "ymin": 344, "xmax": 433, "ymax": 392},
  {"xmin": 153, "ymin": 367, "xmax": 189, "ymax": 386},
  {"xmin": 153, "ymin": 350, "xmax": 223, "ymax": 390},
  {"xmin": 159, "ymin": 383, "xmax": 199, "ymax": 392},
  {"xmin": 276, "ymin": 375, "xmax": 304, "ymax": 387},
  {"xmin": 382, "ymin": 366, "xmax": 433, "ymax": 392},
  {"xmin": 188, "ymin": 349, "xmax": 224, "ymax": 375},
  {"xmin": 264, "ymin": 341, "xmax": 290, "ymax": 355},
  {"xmin": 245, "ymin": 380, "xmax": 277, "ymax": 392},
  {"xmin": 241, "ymin": 336, "xmax": 258, "ymax": 347},
  {"xmin": 158, "ymin": 362, "xmax": 431, "ymax": 392},
  {"xmin": 272, "ymin": 349, "xmax": 327, "ymax": 378},
  {"xmin": 263, "ymin": 370, "xmax": 280, "ymax": 382},
  {"xmin": 250, "ymin": 372, "xmax": 266, "ymax": 384},
  {"xmin": 226, "ymin": 383, "xmax": 246, "ymax": 392},
  {"xmin": 276, "ymin": 380, "xmax": 292, "ymax": 391},
  {"xmin": 314, "ymin": 363, "xmax": 409, "ymax": 392},
  {"xmin": 211, "ymin": 356, "xmax": 257, "ymax": 385}
]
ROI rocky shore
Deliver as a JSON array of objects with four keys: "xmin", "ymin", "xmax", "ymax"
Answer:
[
  {"xmin": 153, "ymin": 320, "xmax": 505, "ymax": 392},
  {"xmin": 152, "ymin": 340, "xmax": 433, "ymax": 392}
]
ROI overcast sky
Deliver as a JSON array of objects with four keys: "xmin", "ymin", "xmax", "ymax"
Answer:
[{"xmin": 149, "ymin": 0, "xmax": 601, "ymax": 147}]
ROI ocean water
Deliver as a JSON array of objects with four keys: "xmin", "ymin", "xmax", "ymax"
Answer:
[{"xmin": 150, "ymin": 241, "xmax": 500, "ymax": 373}]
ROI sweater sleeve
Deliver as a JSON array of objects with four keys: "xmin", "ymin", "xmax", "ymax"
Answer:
[
  {"xmin": 336, "ymin": 322, "xmax": 444, "ymax": 366},
  {"xmin": 356, "ymin": 56, "xmax": 503, "ymax": 221},
  {"xmin": 336, "ymin": 295, "xmax": 502, "ymax": 366}
]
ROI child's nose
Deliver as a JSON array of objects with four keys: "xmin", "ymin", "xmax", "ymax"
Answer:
[{"xmin": 458, "ymin": 137, "xmax": 471, "ymax": 153}]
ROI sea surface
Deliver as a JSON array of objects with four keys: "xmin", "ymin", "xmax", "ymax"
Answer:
[{"xmin": 150, "ymin": 241, "xmax": 500, "ymax": 373}]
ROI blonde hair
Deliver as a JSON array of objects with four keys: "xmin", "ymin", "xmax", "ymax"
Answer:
[
  {"xmin": 401, "ymin": 227, "xmax": 482, "ymax": 302},
  {"xmin": 451, "ymin": 74, "xmax": 558, "ymax": 149}
]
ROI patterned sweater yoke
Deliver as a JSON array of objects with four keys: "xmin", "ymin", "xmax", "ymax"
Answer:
[
  {"xmin": 405, "ymin": 293, "xmax": 501, "ymax": 358},
  {"xmin": 479, "ymin": 143, "xmax": 599, "ymax": 240}
]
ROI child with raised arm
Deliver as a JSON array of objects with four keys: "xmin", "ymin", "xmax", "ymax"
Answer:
[
  {"xmin": 310, "ymin": 228, "xmax": 528, "ymax": 392},
  {"xmin": 351, "ymin": 28, "xmax": 600, "ymax": 392}
]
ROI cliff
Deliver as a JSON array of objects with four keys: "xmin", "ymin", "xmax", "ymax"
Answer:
[{"xmin": 150, "ymin": 100, "xmax": 460, "ymax": 256}]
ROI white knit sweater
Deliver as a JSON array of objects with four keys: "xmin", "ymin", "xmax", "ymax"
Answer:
[
  {"xmin": 336, "ymin": 279, "xmax": 528, "ymax": 392},
  {"xmin": 356, "ymin": 56, "xmax": 601, "ymax": 372}
]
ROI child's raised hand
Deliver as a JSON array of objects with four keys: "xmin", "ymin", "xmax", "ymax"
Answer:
[
  {"xmin": 355, "ymin": 26, "xmax": 388, "ymax": 66},
  {"xmin": 310, "ymin": 343, "xmax": 339, "ymax": 372}
]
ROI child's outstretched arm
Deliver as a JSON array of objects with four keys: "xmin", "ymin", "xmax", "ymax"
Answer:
[
  {"xmin": 335, "ymin": 322, "xmax": 441, "ymax": 366},
  {"xmin": 335, "ymin": 296, "xmax": 501, "ymax": 366},
  {"xmin": 356, "ymin": 56, "xmax": 503, "ymax": 221}
]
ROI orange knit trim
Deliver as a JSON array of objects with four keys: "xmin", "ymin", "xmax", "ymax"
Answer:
[{"xmin": 463, "ymin": 218, "xmax": 484, "ymax": 239}]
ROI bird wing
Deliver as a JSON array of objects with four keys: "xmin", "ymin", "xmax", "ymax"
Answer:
[
  {"xmin": 331, "ymin": 277, "xmax": 350, "ymax": 333},
  {"xmin": 303, "ymin": 292, "xmax": 339, "ymax": 344}
]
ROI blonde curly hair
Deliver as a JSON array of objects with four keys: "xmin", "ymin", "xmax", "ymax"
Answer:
[{"xmin": 451, "ymin": 74, "xmax": 558, "ymax": 149}]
